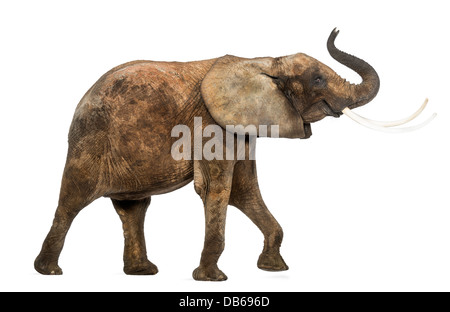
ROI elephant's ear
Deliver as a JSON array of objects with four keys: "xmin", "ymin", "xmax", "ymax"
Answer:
[{"xmin": 201, "ymin": 55, "xmax": 307, "ymax": 138}]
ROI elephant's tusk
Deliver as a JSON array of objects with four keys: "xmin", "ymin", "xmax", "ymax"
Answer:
[
  {"xmin": 353, "ymin": 98, "xmax": 429, "ymax": 127},
  {"xmin": 342, "ymin": 104, "xmax": 436, "ymax": 133}
]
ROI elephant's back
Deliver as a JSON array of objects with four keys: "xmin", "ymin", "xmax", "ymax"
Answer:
[{"xmin": 70, "ymin": 59, "xmax": 217, "ymax": 141}]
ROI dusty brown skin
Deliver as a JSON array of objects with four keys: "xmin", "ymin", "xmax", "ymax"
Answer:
[{"xmin": 35, "ymin": 29, "xmax": 380, "ymax": 280}]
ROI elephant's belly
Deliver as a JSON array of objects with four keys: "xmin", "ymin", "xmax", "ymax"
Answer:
[
  {"xmin": 107, "ymin": 175, "xmax": 194, "ymax": 200},
  {"xmin": 105, "ymin": 157, "xmax": 195, "ymax": 200}
]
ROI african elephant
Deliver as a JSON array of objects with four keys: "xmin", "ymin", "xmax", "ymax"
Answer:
[{"xmin": 35, "ymin": 28, "xmax": 427, "ymax": 281}]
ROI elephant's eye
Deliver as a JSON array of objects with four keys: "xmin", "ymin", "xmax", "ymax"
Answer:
[{"xmin": 312, "ymin": 75, "xmax": 326, "ymax": 87}]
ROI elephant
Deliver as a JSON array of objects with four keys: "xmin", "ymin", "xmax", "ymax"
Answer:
[{"xmin": 34, "ymin": 28, "xmax": 431, "ymax": 281}]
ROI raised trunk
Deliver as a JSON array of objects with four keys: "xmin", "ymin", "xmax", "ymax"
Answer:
[{"xmin": 327, "ymin": 28, "xmax": 380, "ymax": 110}]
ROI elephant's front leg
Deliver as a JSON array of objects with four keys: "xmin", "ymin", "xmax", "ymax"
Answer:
[
  {"xmin": 193, "ymin": 160, "xmax": 235, "ymax": 281},
  {"xmin": 229, "ymin": 160, "xmax": 288, "ymax": 272}
]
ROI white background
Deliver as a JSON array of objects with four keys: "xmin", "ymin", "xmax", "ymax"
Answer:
[{"xmin": 1, "ymin": 0, "xmax": 449, "ymax": 292}]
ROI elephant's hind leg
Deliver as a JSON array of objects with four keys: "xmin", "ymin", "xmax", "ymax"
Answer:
[
  {"xmin": 229, "ymin": 160, "xmax": 288, "ymax": 272},
  {"xmin": 34, "ymin": 202, "xmax": 88, "ymax": 275},
  {"xmin": 34, "ymin": 163, "xmax": 100, "ymax": 275},
  {"xmin": 111, "ymin": 197, "xmax": 158, "ymax": 275}
]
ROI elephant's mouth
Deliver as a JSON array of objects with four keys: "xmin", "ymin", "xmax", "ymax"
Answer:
[
  {"xmin": 303, "ymin": 122, "xmax": 312, "ymax": 138},
  {"xmin": 302, "ymin": 100, "xmax": 341, "ymax": 124},
  {"xmin": 321, "ymin": 99, "xmax": 342, "ymax": 118}
]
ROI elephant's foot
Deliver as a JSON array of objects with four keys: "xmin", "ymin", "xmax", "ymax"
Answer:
[
  {"xmin": 257, "ymin": 252, "xmax": 289, "ymax": 271},
  {"xmin": 124, "ymin": 260, "xmax": 158, "ymax": 275},
  {"xmin": 34, "ymin": 256, "xmax": 63, "ymax": 275},
  {"xmin": 193, "ymin": 265, "xmax": 228, "ymax": 281}
]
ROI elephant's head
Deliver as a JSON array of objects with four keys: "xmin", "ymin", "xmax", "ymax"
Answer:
[{"xmin": 201, "ymin": 28, "xmax": 434, "ymax": 138}]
